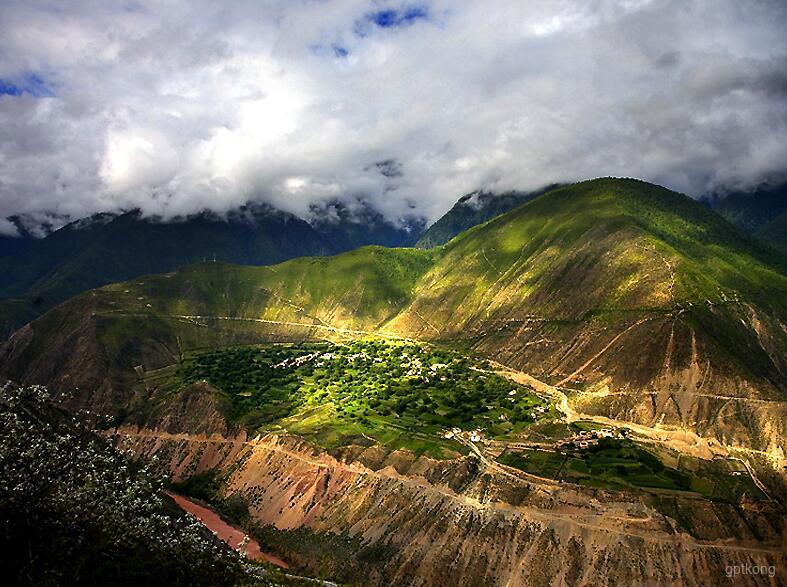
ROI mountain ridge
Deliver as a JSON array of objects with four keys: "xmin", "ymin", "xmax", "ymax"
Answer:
[
  {"xmin": 2, "ymin": 178, "xmax": 785, "ymax": 456},
  {"xmin": 0, "ymin": 200, "xmax": 423, "ymax": 339},
  {"xmin": 415, "ymin": 184, "xmax": 562, "ymax": 249}
]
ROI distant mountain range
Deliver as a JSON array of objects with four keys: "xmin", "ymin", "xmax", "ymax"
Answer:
[
  {"xmin": 2, "ymin": 178, "xmax": 784, "ymax": 340},
  {"xmin": 704, "ymin": 181, "xmax": 787, "ymax": 235},
  {"xmin": 0, "ymin": 200, "xmax": 422, "ymax": 338},
  {"xmin": 414, "ymin": 185, "xmax": 561, "ymax": 248}
]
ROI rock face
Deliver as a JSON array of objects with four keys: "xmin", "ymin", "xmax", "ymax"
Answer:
[
  {"xmin": 114, "ymin": 424, "xmax": 786, "ymax": 587},
  {"xmin": 102, "ymin": 385, "xmax": 786, "ymax": 586}
]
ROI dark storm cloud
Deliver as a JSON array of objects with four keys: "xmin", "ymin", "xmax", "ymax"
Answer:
[{"xmin": 0, "ymin": 0, "xmax": 785, "ymax": 228}]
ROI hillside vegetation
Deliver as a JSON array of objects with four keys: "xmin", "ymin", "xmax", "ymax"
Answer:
[
  {"xmin": 2, "ymin": 178, "xmax": 786, "ymax": 454},
  {"xmin": 758, "ymin": 211, "xmax": 787, "ymax": 254},
  {"xmin": 167, "ymin": 340, "xmax": 553, "ymax": 456},
  {"xmin": 0, "ymin": 204, "xmax": 422, "ymax": 340},
  {"xmin": 0, "ymin": 383, "xmax": 254, "ymax": 585}
]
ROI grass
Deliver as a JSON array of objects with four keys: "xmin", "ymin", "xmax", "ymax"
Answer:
[
  {"xmin": 498, "ymin": 449, "xmax": 566, "ymax": 479},
  {"xmin": 497, "ymin": 438, "xmax": 768, "ymax": 500},
  {"xmin": 499, "ymin": 438, "xmax": 694, "ymax": 492}
]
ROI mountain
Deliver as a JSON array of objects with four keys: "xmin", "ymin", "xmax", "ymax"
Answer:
[
  {"xmin": 0, "ymin": 232, "xmax": 34, "ymax": 259},
  {"xmin": 309, "ymin": 198, "xmax": 425, "ymax": 250},
  {"xmin": 0, "ymin": 202, "xmax": 423, "ymax": 339},
  {"xmin": 758, "ymin": 211, "xmax": 787, "ymax": 254},
  {"xmin": 415, "ymin": 185, "xmax": 560, "ymax": 248},
  {"xmin": 0, "ymin": 215, "xmax": 57, "ymax": 258},
  {"xmin": 3, "ymin": 178, "xmax": 785, "ymax": 451},
  {"xmin": 707, "ymin": 181, "xmax": 787, "ymax": 234},
  {"xmin": 3, "ymin": 178, "xmax": 786, "ymax": 586}
]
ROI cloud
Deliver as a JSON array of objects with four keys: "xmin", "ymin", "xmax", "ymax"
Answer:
[
  {"xmin": 0, "ymin": 217, "xmax": 19, "ymax": 236},
  {"xmin": 0, "ymin": 0, "xmax": 785, "ymax": 228}
]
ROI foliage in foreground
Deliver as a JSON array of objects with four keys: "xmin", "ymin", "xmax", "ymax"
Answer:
[{"xmin": 0, "ymin": 383, "xmax": 251, "ymax": 586}]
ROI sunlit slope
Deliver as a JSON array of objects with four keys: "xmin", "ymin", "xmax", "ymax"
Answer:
[
  {"xmin": 2, "ymin": 178, "xmax": 785, "ymax": 451},
  {"xmin": 398, "ymin": 178, "xmax": 784, "ymax": 326},
  {"xmin": 0, "ymin": 246, "xmax": 436, "ymax": 418},
  {"xmin": 388, "ymin": 179, "xmax": 787, "ymax": 453}
]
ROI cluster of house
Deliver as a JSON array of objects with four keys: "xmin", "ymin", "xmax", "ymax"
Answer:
[
  {"xmin": 560, "ymin": 427, "xmax": 619, "ymax": 449},
  {"xmin": 531, "ymin": 405, "xmax": 548, "ymax": 418},
  {"xmin": 443, "ymin": 427, "xmax": 484, "ymax": 443},
  {"xmin": 272, "ymin": 352, "xmax": 320, "ymax": 369}
]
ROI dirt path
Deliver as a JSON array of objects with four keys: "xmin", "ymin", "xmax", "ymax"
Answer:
[
  {"xmin": 166, "ymin": 491, "xmax": 289, "ymax": 569},
  {"xmin": 456, "ymin": 435, "xmax": 561, "ymax": 487},
  {"xmin": 492, "ymin": 362, "xmax": 784, "ymax": 497},
  {"xmin": 169, "ymin": 314, "xmax": 410, "ymax": 340}
]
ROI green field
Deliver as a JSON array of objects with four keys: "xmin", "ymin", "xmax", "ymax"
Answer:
[
  {"xmin": 497, "ymin": 438, "xmax": 767, "ymax": 500},
  {"xmin": 173, "ymin": 340, "xmax": 554, "ymax": 457},
  {"xmin": 498, "ymin": 439, "xmax": 692, "ymax": 491}
]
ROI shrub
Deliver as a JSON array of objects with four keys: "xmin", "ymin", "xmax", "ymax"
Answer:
[{"xmin": 0, "ymin": 384, "xmax": 249, "ymax": 586}]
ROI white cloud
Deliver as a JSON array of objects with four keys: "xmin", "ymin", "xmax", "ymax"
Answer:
[
  {"xmin": 0, "ymin": 217, "xmax": 18, "ymax": 236},
  {"xmin": 0, "ymin": 0, "xmax": 785, "ymax": 227}
]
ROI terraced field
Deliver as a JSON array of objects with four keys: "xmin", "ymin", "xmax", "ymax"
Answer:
[{"xmin": 497, "ymin": 437, "xmax": 767, "ymax": 500}]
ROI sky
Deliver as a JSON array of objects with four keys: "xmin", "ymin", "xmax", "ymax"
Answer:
[{"xmin": 0, "ymin": 0, "xmax": 786, "ymax": 236}]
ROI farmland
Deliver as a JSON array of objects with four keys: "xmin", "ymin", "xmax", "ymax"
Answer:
[{"xmin": 174, "ymin": 340, "xmax": 555, "ymax": 457}]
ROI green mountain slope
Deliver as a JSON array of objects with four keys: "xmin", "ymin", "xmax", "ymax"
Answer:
[
  {"xmin": 390, "ymin": 180, "xmax": 787, "ymax": 453},
  {"xmin": 0, "ymin": 204, "xmax": 422, "ymax": 339},
  {"xmin": 2, "ymin": 179, "xmax": 785, "ymax": 454},
  {"xmin": 415, "ymin": 186, "xmax": 559, "ymax": 248},
  {"xmin": 758, "ymin": 211, "xmax": 787, "ymax": 254}
]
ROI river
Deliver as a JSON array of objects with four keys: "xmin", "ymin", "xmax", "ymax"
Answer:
[{"xmin": 166, "ymin": 491, "xmax": 289, "ymax": 569}]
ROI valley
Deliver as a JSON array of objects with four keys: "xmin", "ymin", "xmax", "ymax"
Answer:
[
  {"xmin": 142, "ymin": 339, "xmax": 775, "ymax": 501},
  {"xmin": 106, "ymin": 334, "xmax": 785, "ymax": 585},
  {"xmin": 2, "ymin": 179, "xmax": 786, "ymax": 585},
  {"xmin": 3, "ymin": 2, "xmax": 786, "ymax": 583}
]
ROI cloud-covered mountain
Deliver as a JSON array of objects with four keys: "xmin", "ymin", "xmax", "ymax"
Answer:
[
  {"xmin": 706, "ymin": 182, "xmax": 787, "ymax": 235},
  {"xmin": 0, "ymin": 201, "xmax": 422, "ymax": 338},
  {"xmin": 4, "ymin": 179, "xmax": 784, "ymax": 456},
  {"xmin": 1, "ymin": 1, "xmax": 786, "ymax": 229},
  {"xmin": 415, "ymin": 185, "xmax": 560, "ymax": 248}
]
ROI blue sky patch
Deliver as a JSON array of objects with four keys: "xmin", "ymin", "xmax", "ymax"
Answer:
[
  {"xmin": 0, "ymin": 80, "xmax": 22, "ymax": 96},
  {"xmin": 362, "ymin": 5, "xmax": 428, "ymax": 32},
  {"xmin": 311, "ymin": 44, "xmax": 351, "ymax": 59},
  {"xmin": 0, "ymin": 73, "xmax": 54, "ymax": 98},
  {"xmin": 371, "ymin": 9, "xmax": 398, "ymax": 27}
]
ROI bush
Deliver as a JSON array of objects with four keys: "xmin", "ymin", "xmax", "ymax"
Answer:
[{"xmin": 0, "ymin": 384, "xmax": 249, "ymax": 586}]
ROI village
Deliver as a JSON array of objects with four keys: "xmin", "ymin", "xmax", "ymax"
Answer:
[
  {"xmin": 557, "ymin": 426, "xmax": 624, "ymax": 449},
  {"xmin": 443, "ymin": 421, "xmax": 623, "ymax": 451}
]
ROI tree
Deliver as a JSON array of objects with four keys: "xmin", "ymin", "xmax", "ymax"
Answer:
[{"xmin": 0, "ymin": 384, "xmax": 249, "ymax": 586}]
